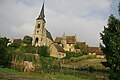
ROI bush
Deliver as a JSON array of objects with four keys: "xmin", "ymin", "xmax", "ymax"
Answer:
[{"xmin": 65, "ymin": 51, "xmax": 82, "ymax": 59}]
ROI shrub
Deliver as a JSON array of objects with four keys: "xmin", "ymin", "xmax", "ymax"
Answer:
[{"xmin": 65, "ymin": 51, "xmax": 82, "ymax": 59}]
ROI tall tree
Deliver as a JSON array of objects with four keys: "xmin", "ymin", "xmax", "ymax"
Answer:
[
  {"xmin": 23, "ymin": 35, "xmax": 32, "ymax": 46},
  {"xmin": 100, "ymin": 15, "xmax": 120, "ymax": 72}
]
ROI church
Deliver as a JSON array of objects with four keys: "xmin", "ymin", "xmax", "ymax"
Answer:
[{"xmin": 32, "ymin": 3, "xmax": 66, "ymax": 58}]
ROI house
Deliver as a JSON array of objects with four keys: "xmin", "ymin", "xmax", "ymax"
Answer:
[
  {"xmin": 55, "ymin": 33, "xmax": 76, "ymax": 52},
  {"xmin": 88, "ymin": 47, "xmax": 105, "ymax": 58}
]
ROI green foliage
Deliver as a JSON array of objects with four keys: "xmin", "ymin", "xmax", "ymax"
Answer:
[
  {"xmin": 38, "ymin": 46, "xmax": 50, "ymax": 57},
  {"xmin": 40, "ymin": 56, "xmax": 54, "ymax": 73},
  {"xmin": 100, "ymin": 15, "xmax": 120, "ymax": 72},
  {"xmin": 23, "ymin": 35, "xmax": 32, "ymax": 46},
  {"xmin": 0, "ymin": 37, "xmax": 9, "ymax": 66},
  {"xmin": 19, "ymin": 45, "xmax": 37, "ymax": 53},
  {"xmin": 9, "ymin": 41, "xmax": 21, "ymax": 48},
  {"xmin": 74, "ymin": 43, "xmax": 81, "ymax": 49},
  {"xmin": 65, "ymin": 51, "xmax": 82, "ymax": 59},
  {"xmin": 37, "ymin": 46, "xmax": 54, "ymax": 73},
  {"xmin": 74, "ymin": 43, "xmax": 89, "ymax": 55}
]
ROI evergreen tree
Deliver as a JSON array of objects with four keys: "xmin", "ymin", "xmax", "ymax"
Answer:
[{"xmin": 100, "ymin": 15, "xmax": 120, "ymax": 72}]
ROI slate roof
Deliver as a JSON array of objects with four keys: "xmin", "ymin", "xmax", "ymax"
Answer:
[
  {"xmin": 46, "ymin": 29, "xmax": 53, "ymax": 41},
  {"xmin": 37, "ymin": 3, "xmax": 45, "ymax": 20}
]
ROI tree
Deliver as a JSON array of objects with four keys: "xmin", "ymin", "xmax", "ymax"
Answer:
[
  {"xmin": 74, "ymin": 42, "xmax": 89, "ymax": 55},
  {"xmin": 9, "ymin": 39, "xmax": 22, "ymax": 48},
  {"xmin": 38, "ymin": 46, "xmax": 50, "ymax": 57},
  {"xmin": 0, "ymin": 37, "xmax": 9, "ymax": 66},
  {"xmin": 23, "ymin": 35, "xmax": 32, "ymax": 46},
  {"xmin": 37, "ymin": 46, "xmax": 53, "ymax": 73},
  {"xmin": 74, "ymin": 43, "xmax": 81, "ymax": 49},
  {"xmin": 100, "ymin": 15, "xmax": 120, "ymax": 72}
]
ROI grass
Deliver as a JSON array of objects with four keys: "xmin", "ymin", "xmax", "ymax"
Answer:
[{"xmin": 0, "ymin": 67, "xmax": 91, "ymax": 80}]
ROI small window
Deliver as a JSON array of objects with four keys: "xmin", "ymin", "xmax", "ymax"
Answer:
[
  {"xmin": 37, "ymin": 31, "xmax": 39, "ymax": 33},
  {"xmin": 37, "ymin": 24, "xmax": 40, "ymax": 28}
]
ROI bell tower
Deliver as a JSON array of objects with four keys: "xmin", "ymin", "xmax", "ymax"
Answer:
[
  {"xmin": 61, "ymin": 32, "xmax": 66, "ymax": 48},
  {"xmin": 32, "ymin": 3, "xmax": 46, "ymax": 46}
]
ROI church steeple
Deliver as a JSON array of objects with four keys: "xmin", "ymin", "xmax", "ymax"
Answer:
[{"xmin": 37, "ymin": 3, "xmax": 45, "ymax": 21}]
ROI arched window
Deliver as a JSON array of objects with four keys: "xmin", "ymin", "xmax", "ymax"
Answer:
[
  {"xmin": 35, "ymin": 37, "xmax": 39, "ymax": 45},
  {"xmin": 37, "ymin": 24, "xmax": 40, "ymax": 28}
]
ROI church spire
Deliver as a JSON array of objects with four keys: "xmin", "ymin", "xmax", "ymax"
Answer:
[{"xmin": 37, "ymin": 3, "xmax": 45, "ymax": 21}]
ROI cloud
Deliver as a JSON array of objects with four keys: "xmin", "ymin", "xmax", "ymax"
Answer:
[
  {"xmin": 0, "ymin": 0, "xmax": 112, "ymax": 46},
  {"xmin": 11, "ymin": 23, "xmax": 34, "ymax": 38},
  {"xmin": 45, "ymin": 0, "xmax": 111, "ymax": 46}
]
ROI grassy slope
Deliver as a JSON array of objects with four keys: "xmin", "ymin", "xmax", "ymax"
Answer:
[{"xmin": 70, "ymin": 58, "xmax": 108, "ymax": 70}]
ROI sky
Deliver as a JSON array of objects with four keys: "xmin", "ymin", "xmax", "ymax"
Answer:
[{"xmin": 0, "ymin": 0, "xmax": 119, "ymax": 46}]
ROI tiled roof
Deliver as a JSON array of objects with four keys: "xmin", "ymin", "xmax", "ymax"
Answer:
[
  {"xmin": 88, "ymin": 47, "xmax": 104, "ymax": 55},
  {"xmin": 55, "ymin": 37, "xmax": 62, "ymax": 43},
  {"xmin": 55, "ymin": 35, "xmax": 76, "ymax": 44},
  {"xmin": 55, "ymin": 45, "xmax": 65, "ymax": 52},
  {"xmin": 66, "ymin": 36, "xmax": 76, "ymax": 44}
]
